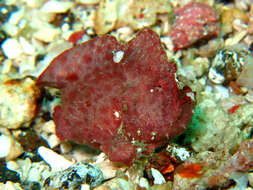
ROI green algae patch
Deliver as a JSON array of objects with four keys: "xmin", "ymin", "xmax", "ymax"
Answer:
[
  {"xmin": 173, "ymin": 92, "xmax": 244, "ymax": 153},
  {"xmin": 173, "ymin": 105, "xmax": 208, "ymax": 146}
]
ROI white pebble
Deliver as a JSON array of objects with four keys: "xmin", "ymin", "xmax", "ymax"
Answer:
[
  {"xmin": 160, "ymin": 36, "xmax": 174, "ymax": 51},
  {"xmin": 46, "ymin": 134, "xmax": 61, "ymax": 148},
  {"xmin": 1, "ymin": 38, "xmax": 23, "ymax": 59},
  {"xmin": 38, "ymin": 146, "xmax": 73, "ymax": 171},
  {"xmin": 138, "ymin": 177, "xmax": 149, "ymax": 189},
  {"xmin": 213, "ymin": 85, "xmax": 230, "ymax": 100},
  {"xmin": 151, "ymin": 168, "xmax": 166, "ymax": 185},
  {"xmin": 248, "ymin": 173, "xmax": 253, "ymax": 187},
  {"xmin": 205, "ymin": 85, "xmax": 213, "ymax": 93},
  {"xmin": 2, "ymin": 23, "xmax": 19, "ymax": 36},
  {"xmin": 41, "ymin": 0, "xmax": 74, "ymax": 13},
  {"xmin": 23, "ymin": 0, "xmax": 45, "ymax": 8},
  {"xmin": 0, "ymin": 134, "xmax": 11, "ymax": 158},
  {"xmin": 81, "ymin": 184, "xmax": 90, "ymax": 190},
  {"xmin": 33, "ymin": 25, "xmax": 61, "ymax": 43},
  {"xmin": 8, "ymin": 8, "xmax": 24, "ymax": 25},
  {"xmin": 246, "ymin": 92, "xmax": 253, "ymax": 103},
  {"xmin": 4, "ymin": 181, "xmax": 22, "ymax": 190},
  {"xmin": 113, "ymin": 50, "xmax": 124, "ymax": 63},
  {"xmin": 61, "ymin": 23, "xmax": 70, "ymax": 32},
  {"xmin": 77, "ymin": 0, "xmax": 99, "ymax": 4},
  {"xmin": 19, "ymin": 37, "xmax": 36, "ymax": 55}
]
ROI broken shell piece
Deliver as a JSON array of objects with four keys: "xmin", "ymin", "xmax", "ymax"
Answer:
[
  {"xmin": 34, "ymin": 120, "xmax": 60, "ymax": 148},
  {"xmin": 151, "ymin": 168, "xmax": 166, "ymax": 185},
  {"xmin": 208, "ymin": 48, "xmax": 247, "ymax": 84},
  {"xmin": 95, "ymin": 152, "xmax": 127, "ymax": 179},
  {"xmin": 37, "ymin": 146, "xmax": 73, "ymax": 171},
  {"xmin": 0, "ymin": 132, "xmax": 23, "ymax": 160}
]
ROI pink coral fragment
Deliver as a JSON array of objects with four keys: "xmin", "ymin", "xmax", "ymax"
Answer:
[
  {"xmin": 170, "ymin": 2, "xmax": 219, "ymax": 50},
  {"xmin": 37, "ymin": 28, "xmax": 194, "ymax": 166}
]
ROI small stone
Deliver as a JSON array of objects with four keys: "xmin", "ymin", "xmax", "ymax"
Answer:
[
  {"xmin": 95, "ymin": 155, "xmax": 126, "ymax": 179},
  {"xmin": 34, "ymin": 120, "xmax": 60, "ymax": 148},
  {"xmin": 46, "ymin": 163, "xmax": 103, "ymax": 189},
  {"xmin": 19, "ymin": 36, "xmax": 36, "ymax": 55},
  {"xmin": 81, "ymin": 184, "xmax": 91, "ymax": 190},
  {"xmin": 0, "ymin": 131, "xmax": 23, "ymax": 160},
  {"xmin": 0, "ymin": 133, "xmax": 11, "ymax": 158},
  {"xmin": 0, "ymin": 30, "xmax": 7, "ymax": 45},
  {"xmin": 23, "ymin": 0, "xmax": 45, "ymax": 8},
  {"xmin": 59, "ymin": 141, "xmax": 72, "ymax": 154},
  {"xmin": 7, "ymin": 158, "xmax": 51, "ymax": 187},
  {"xmin": 213, "ymin": 85, "xmax": 230, "ymax": 100},
  {"xmin": 248, "ymin": 173, "xmax": 253, "ymax": 187},
  {"xmin": 1, "ymin": 59, "xmax": 12, "ymax": 74},
  {"xmin": 236, "ymin": 55, "xmax": 253, "ymax": 91},
  {"xmin": 209, "ymin": 48, "xmax": 246, "ymax": 85},
  {"xmin": 33, "ymin": 25, "xmax": 61, "ymax": 43},
  {"xmin": 1, "ymin": 22, "xmax": 19, "ymax": 36},
  {"xmin": 77, "ymin": 0, "xmax": 99, "ymax": 4},
  {"xmin": 39, "ymin": 120, "xmax": 55, "ymax": 133},
  {"xmin": 1, "ymin": 38, "xmax": 23, "ymax": 58},
  {"xmin": 95, "ymin": 0, "xmax": 172, "ymax": 35},
  {"xmin": 40, "ymin": 0, "xmax": 74, "ymax": 13},
  {"xmin": 245, "ymin": 91, "xmax": 253, "ymax": 103},
  {"xmin": 186, "ymin": 92, "xmax": 243, "ymax": 153},
  {"xmin": 94, "ymin": 177, "xmax": 137, "ymax": 190},
  {"xmin": 25, "ymin": 162, "xmax": 50, "ymax": 183},
  {"xmin": 115, "ymin": 27, "xmax": 133, "ymax": 41},
  {"xmin": 224, "ymin": 30, "xmax": 247, "ymax": 47},
  {"xmin": 8, "ymin": 7, "xmax": 24, "ymax": 25},
  {"xmin": 170, "ymin": 2, "xmax": 219, "ymax": 49},
  {"xmin": 230, "ymin": 172, "xmax": 249, "ymax": 190},
  {"xmin": 0, "ymin": 77, "xmax": 41, "ymax": 129}
]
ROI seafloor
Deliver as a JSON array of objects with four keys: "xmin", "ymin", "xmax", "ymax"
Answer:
[{"xmin": 0, "ymin": 0, "xmax": 252, "ymax": 189}]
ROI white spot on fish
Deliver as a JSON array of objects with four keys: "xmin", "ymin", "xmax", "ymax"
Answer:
[
  {"xmin": 113, "ymin": 50, "xmax": 124, "ymax": 63},
  {"xmin": 151, "ymin": 131, "xmax": 156, "ymax": 141},
  {"xmin": 137, "ymin": 129, "xmax": 141, "ymax": 136},
  {"xmin": 114, "ymin": 111, "xmax": 120, "ymax": 118}
]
